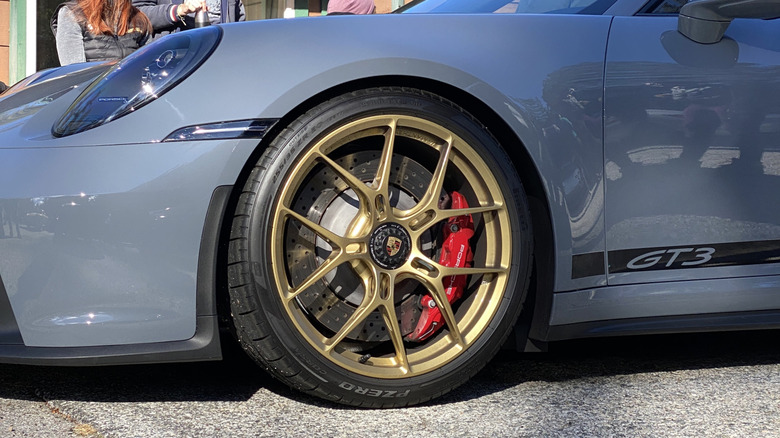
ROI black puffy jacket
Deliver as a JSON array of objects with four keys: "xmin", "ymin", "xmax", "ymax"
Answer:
[{"xmin": 51, "ymin": 2, "xmax": 149, "ymax": 63}]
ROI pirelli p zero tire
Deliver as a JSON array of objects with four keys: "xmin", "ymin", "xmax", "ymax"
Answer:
[{"xmin": 228, "ymin": 87, "xmax": 533, "ymax": 408}]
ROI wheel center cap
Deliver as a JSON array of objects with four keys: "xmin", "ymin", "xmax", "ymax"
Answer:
[{"xmin": 369, "ymin": 223, "xmax": 412, "ymax": 270}]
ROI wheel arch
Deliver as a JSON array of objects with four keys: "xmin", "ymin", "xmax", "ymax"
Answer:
[{"xmin": 215, "ymin": 75, "xmax": 556, "ymax": 347}]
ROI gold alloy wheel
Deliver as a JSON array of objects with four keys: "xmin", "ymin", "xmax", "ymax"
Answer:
[{"xmin": 270, "ymin": 114, "xmax": 513, "ymax": 379}]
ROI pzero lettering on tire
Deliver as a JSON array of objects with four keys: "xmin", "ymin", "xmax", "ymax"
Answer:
[{"xmin": 228, "ymin": 87, "xmax": 532, "ymax": 407}]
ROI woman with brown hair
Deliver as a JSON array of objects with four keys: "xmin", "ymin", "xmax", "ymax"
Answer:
[{"xmin": 51, "ymin": 0, "xmax": 152, "ymax": 65}]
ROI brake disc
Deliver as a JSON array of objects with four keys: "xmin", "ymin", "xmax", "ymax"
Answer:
[{"xmin": 285, "ymin": 150, "xmax": 433, "ymax": 342}]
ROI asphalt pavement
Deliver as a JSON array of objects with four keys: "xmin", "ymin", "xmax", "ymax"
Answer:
[{"xmin": 1, "ymin": 330, "xmax": 779, "ymax": 437}]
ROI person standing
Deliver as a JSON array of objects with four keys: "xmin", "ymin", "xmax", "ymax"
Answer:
[
  {"xmin": 205, "ymin": 0, "xmax": 245, "ymax": 25},
  {"xmin": 326, "ymin": 0, "xmax": 375, "ymax": 15},
  {"xmin": 51, "ymin": 0, "xmax": 152, "ymax": 66}
]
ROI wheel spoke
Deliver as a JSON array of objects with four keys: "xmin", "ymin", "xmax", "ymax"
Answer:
[
  {"xmin": 315, "ymin": 151, "xmax": 375, "ymax": 208},
  {"xmin": 408, "ymin": 202, "xmax": 505, "ymax": 233},
  {"xmin": 372, "ymin": 119, "xmax": 398, "ymax": 198},
  {"xmin": 427, "ymin": 137, "xmax": 454, "ymax": 205},
  {"xmin": 403, "ymin": 136, "xmax": 454, "ymax": 217},
  {"xmin": 279, "ymin": 206, "xmax": 365, "ymax": 300},
  {"xmin": 419, "ymin": 275, "xmax": 465, "ymax": 347},
  {"xmin": 377, "ymin": 274, "xmax": 410, "ymax": 373},
  {"xmin": 324, "ymin": 270, "xmax": 410, "ymax": 374},
  {"xmin": 286, "ymin": 251, "xmax": 345, "ymax": 301},
  {"xmin": 439, "ymin": 265, "xmax": 508, "ymax": 278},
  {"xmin": 323, "ymin": 266, "xmax": 381, "ymax": 352},
  {"xmin": 280, "ymin": 205, "xmax": 348, "ymax": 250},
  {"xmin": 436, "ymin": 203, "xmax": 504, "ymax": 220},
  {"xmin": 410, "ymin": 253, "xmax": 506, "ymax": 279}
]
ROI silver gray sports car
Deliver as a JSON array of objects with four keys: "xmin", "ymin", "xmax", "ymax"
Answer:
[{"xmin": 1, "ymin": 0, "xmax": 779, "ymax": 408}]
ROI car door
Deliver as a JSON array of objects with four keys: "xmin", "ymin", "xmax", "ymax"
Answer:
[{"xmin": 604, "ymin": 0, "xmax": 780, "ymax": 286}]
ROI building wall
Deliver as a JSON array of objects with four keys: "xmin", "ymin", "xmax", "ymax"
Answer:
[
  {"xmin": 375, "ymin": 0, "xmax": 404, "ymax": 14},
  {"xmin": 0, "ymin": 0, "xmax": 9, "ymax": 87},
  {"xmin": 244, "ymin": 0, "xmax": 267, "ymax": 20}
]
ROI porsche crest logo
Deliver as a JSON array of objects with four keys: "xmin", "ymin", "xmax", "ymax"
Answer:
[{"xmin": 386, "ymin": 236, "xmax": 402, "ymax": 257}]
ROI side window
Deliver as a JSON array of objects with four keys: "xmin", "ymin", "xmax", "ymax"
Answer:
[{"xmin": 641, "ymin": 0, "xmax": 689, "ymax": 14}]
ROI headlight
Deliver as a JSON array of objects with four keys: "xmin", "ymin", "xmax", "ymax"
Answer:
[{"xmin": 53, "ymin": 26, "xmax": 222, "ymax": 137}]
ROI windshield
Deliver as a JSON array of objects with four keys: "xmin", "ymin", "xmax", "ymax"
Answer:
[{"xmin": 395, "ymin": 0, "xmax": 616, "ymax": 14}]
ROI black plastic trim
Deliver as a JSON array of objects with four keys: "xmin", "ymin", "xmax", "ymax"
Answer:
[
  {"xmin": 0, "ymin": 276, "xmax": 23, "ymax": 345},
  {"xmin": 571, "ymin": 251, "xmax": 605, "ymax": 279},
  {"xmin": 526, "ymin": 197, "xmax": 556, "ymax": 343},
  {"xmin": 0, "ymin": 186, "xmax": 234, "ymax": 365},
  {"xmin": 545, "ymin": 310, "xmax": 780, "ymax": 341},
  {"xmin": 195, "ymin": 185, "xmax": 232, "ymax": 318}
]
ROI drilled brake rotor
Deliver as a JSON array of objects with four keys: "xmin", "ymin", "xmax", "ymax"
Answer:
[{"xmin": 284, "ymin": 150, "xmax": 434, "ymax": 342}]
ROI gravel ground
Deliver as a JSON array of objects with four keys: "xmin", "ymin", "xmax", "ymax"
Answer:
[{"xmin": 1, "ymin": 330, "xmax": 779, "ymax": 437}]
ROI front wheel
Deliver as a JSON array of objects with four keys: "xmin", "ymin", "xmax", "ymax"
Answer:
[{"xmin": 228, "ymin": 87, "xmax": 533, "ymax": 407}]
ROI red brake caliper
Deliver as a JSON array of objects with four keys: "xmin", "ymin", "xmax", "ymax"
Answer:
[{"xmin": 406, "ymin": 191, "xmax": 474, "ymax": 342}]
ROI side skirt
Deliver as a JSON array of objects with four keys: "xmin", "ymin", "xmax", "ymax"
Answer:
[{"xmin": 546, "ymin": 309, "xmax": 780, "ymax": 341}]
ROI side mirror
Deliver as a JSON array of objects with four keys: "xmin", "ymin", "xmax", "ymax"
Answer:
[
  {"xmin": 679, "ymin": 0, "xmax": 780, "ymax": 44},
  {"xmin": 661, "ymin": 31, "xmax": 738, "ymax": 68}
]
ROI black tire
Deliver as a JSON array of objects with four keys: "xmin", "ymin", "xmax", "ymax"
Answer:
[{"xmin": 227, "ymin": 87, "xmax": 532, "ymax": 407}]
